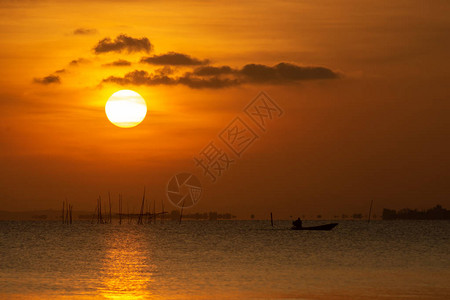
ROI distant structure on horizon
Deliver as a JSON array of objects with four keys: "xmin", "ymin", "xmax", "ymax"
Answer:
[{"xmin": 382, "ymin": 205, "xmax": 450, "ymax": 220}]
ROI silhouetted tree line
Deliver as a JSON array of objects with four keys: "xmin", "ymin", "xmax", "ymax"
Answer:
[{"xmin": 382, "ymin": 205, "xmax": 450, "ymax": 220}]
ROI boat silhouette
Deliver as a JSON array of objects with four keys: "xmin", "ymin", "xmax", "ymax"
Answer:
[{"xmin": 291, "ymin": 223, "xmax": 338, "ymax": 231}]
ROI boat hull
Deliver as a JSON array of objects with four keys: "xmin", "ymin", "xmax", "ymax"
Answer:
[{"xmin": 291, "ymin": 223, "xmax": 338, "ymax": 231}]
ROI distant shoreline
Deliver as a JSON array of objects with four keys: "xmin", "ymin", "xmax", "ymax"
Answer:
[{"xmin": 382, "ymin": 205, "xmax": 450, "ymax": 220}]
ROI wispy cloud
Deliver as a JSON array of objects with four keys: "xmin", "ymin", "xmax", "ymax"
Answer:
[
  {"xmin": 155, "ymin": 66, "xmax": 174, "ymax": 76},
  {"xmin": 102, "ymin": 62, "xmax": 338, "ymax": 89},
  {"xmin": 140, "ymin": 52, "xmax": 209, "ymax": 66},
  {"xmin": 93, "ymin": 34, "xmax": 152, "ymax": 54},
  {"xmin": 193, "ymin": 66, "xmax": 236, "ymax": 76},
  {"xmin": 73, "ymin": 28, "xmax": 97, "ymax": 35},
  {"xmin": 33, "ymin": 75, "xmax": 61, "ymax": 85},
  {"xmin": 102, "ymin": 59, "xmax": 132, "ymax": 67},
  {"xmin": 102, "ymin": 70, "xmax": 238, "ymax": 89},
  {"xmin": 69, "ymin": 58, "xmax": 90, "ymax": 66},
  {"xmin": 178, "ymin": 74, "xmax": 239, "ymax": 89},
  {"xmin": 35, "ymin": 35, "xmax": 339, "ymax": 89},
  {"xmin": 241, "ymin": 63, "xmax": 338, "ymax": 83},
  {"xmin": 103, "ymin": 70, "xmax": 175, "ymax": 86}
]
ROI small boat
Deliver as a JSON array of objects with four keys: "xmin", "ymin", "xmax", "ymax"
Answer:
[{"xmin": 291, "ymin": 223, "xmax": 338, "ymax": 231}]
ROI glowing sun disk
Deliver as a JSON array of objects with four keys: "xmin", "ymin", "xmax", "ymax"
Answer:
[{"xmin": 105, "ymin": 90, "xmax": 147, "ymax": 128}]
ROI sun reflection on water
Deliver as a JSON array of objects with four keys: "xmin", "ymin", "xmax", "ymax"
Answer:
[{"xmin": 98, "ymin": 230, "xmax": 157, "ymax": 299}]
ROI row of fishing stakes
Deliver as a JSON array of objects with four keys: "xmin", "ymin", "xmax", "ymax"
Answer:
[
  {"xmin": 91, "ymin": 188, "xmax": 167, "ymax": 225},
  {"xmin": 62, "ymin": 199, "xmax": 73, "ymax": 225},
  {"xmin": 92, "ymin": 193, "xmax": 112, "ymax": 224}
]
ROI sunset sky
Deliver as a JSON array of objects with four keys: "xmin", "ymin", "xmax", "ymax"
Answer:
[{"xmin": 1, "ymin": 0, "xmax": 449, "ymax": 218}]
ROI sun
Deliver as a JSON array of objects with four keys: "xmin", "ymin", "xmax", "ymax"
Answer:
[{"xmin": 105, "ymin": 90, "xmax": 147, "ymax": 128}]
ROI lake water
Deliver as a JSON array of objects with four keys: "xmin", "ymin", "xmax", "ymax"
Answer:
[{"xmin": 0, "ymin": 220, "xmax": 449, "ymax": 299}]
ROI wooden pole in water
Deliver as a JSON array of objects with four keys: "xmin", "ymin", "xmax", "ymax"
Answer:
[
  {"xmin": 65, "ymin": 199, "xmax": 69, "ymax": 225},
  {"xmin": 179, "ymin": 199, "xmax": 185, "ymax": 224},
  {"xmin": 108, "ymin": 192, "xmax": 112, "ymax": 224},
  {"xmin": 62, "ymin": 201, "xmax": 65, "ymax": 224},
  {"xmin": 270, "ymin": 212, "xmax": 274, "ymax": 227},
  {"xmin": 97, "ymin": 198, "xmax": 99, "ymax": 224},
  {"xmin": 100, "ymin": 196, "xmax": 103, "ymax": 224},
  {"xmin": 91, "ymin": 201, "xmax": 97, "ymax": 224},
  {"xmin": 147, "ymin": 201, "xmax": 150, "ymax": 224},
  {"xmin": 368, "ymin": 200, "xmax": 374, "ymax": 223},
  {"xmin": 161, "ymin": 198, "xmax": 165, "ymax": 224},
  {"xmin": 138, "ymin": 186, "xmax": 145, "ymax": 225},
  {"xmin": 127, "ymin": 202, "xmax": 130, "ymax": 224},
  {"xmin": 103, "ymin": 196, "xmax": 107, "ymax": 223},
  {"xmin": 153, "ymin": 195, "xmax": 156, "ymax": 224},
  {"xmin": 99, "ymin": 196, "xmax": 103, "ymax": 224},
  {"xmin": 119, "ymin": 194, "xmax": 122, "ymax": 225},
  {"xmin": 69, "ymin": 204, "xmax": 72, "ymax": 225}
]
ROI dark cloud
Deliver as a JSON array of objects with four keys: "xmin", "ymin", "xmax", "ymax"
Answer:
[
  {"xmin": 193, "ymin": 66, "xmax": 236, "ymax": 76},
  {"xmin": 73, "ymin": 28, "xmax": 97, "ymax": 35},
  {"xmin": 102, "ymin": 59, "xmax": 132, "ymax": 67},
  {"xmin": 240, "ymin": 63, "xmax": 338, "ymax": 83},
  {"xmin": 178, "ymin": 74, "xmax": 239, "ymax": 89},
  {"xmin": 33, "ymin": 75, "xmax": 61, "ymax": 85},
  {"xmin": 103, "ymin": 70, "xmax": 176, "ymax": 86},
  {"xmin": 101, "ymin": 62, "xmax": 338, "ymax": 89},
  {"xmin": 140, "ymin": 52, "xmax": 209, "ymax": 66},
  {"xmin": 69, "ymin": 58, "xmax": 89, "ymax": 66},
  {"xmin": 193, "ymin": 63, "xmax": 338, "ymax": 82},
  {"xmin": 93, "ymin": 34, "xmax": 152, "ymax": 54},
  {"xmin": 54, "ymin": 69, "xmax": 66, "ymax": 74},
  {"xmin": 155, "ymin": 66, "xmax": 174, "ymax": 76},
  {"xmin": 102, "ymin": 70, "xmax": 237, "ymax": 89},
  {"xmin": 239, "ymin": 64, "xmax": 276, "ymax": 82}
]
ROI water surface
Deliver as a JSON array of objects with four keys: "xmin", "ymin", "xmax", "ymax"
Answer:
[{"xmin": 0, "ymin": 220, "xmax": 449, "ymax": 299}]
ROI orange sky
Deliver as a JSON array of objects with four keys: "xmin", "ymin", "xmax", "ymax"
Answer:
[{"xmin": 1, "ymin": 0, "xmax": 449, "ymax": 218}]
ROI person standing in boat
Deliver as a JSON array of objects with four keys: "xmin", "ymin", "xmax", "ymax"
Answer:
[{"xmin": 293, "ymin": 217, "xmax": 302, "ymax": 228}]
